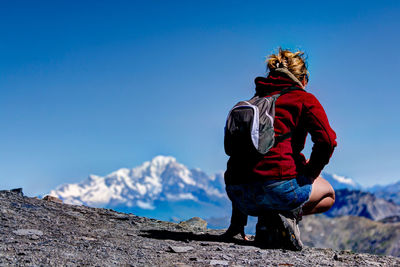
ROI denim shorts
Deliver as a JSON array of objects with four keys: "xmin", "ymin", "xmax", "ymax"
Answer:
[{"xmin": 226, "ymin": 176, "xmax": 312, "ymax": 216}]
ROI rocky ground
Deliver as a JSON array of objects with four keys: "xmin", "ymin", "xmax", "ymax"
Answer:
[{"xmin": 1, "ymin": 190, "xmax": 399, "ymax": 266}]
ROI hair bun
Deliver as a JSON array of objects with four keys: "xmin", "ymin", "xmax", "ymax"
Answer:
[{"xmin": 266, "ymin": 48, "xmax": 308, "ymax": 80}]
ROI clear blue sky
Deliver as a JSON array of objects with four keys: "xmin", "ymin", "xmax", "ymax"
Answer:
[{"xmin": 1, "ymin": 0, "xmax": 399, "ymax": 196}]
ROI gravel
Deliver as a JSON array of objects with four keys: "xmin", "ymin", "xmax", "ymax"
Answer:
[{"xmin": 1, "ymin": 190, "xmax": 399, "ymax": 266}]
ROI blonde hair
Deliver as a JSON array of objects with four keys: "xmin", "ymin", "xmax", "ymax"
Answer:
[{"xmin": 267, "ymin": 48, "xmax": 309, "ymax": 81}]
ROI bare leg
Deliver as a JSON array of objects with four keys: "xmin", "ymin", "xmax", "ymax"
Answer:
[{"xmin": 302, "ymin": 176, "xmax": 335, "ymax": 215}]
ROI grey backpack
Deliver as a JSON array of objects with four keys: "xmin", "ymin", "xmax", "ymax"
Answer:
[{"xmin": 224, "ymin": 87, "xmax": 303, "ymax": 156}]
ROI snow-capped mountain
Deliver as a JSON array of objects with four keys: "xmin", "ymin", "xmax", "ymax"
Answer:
[
  {"xmin": 50, "ymin": 155, "xmax": 392, "ymax": 222},
  {"xmin": 50, "ymin": 156, "xmax": 360, "ymax": 207},
  {"xmin": 50, "ymin": 156, "xmax": 227, "ymax": 212}
]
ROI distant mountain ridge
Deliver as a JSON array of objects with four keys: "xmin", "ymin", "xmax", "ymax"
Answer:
[
  {"xmin": 50, "ymin": 155, "xmax": 400, "ymax": 222},
  {"xmin": 300, "ymin": 215, "xmax": 400, "ymax": 257},
  {"xmin": 50, "ymin": 156, "xmax": 228, "ymax": 220},
  {"xmin": 325, "ymin": 189, "xmax": 400, "ymax": 221},
  {"xmin": 51, "ymin": 156, "xmax": 226, "ymax": 208},
  {"xmin": 367, "ymin": 181, "xmax": 400, "ymax": 205}
]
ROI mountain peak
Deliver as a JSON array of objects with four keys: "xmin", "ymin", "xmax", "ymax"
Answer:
[
  {"xmin": 49, "ymin": 155, "xmax": 226, "ymax": 210},
  {"xmin": 321, "ymin": 172, "xmax": 361, "ymax": 190},
  {"xmin": 150, "ymin": 155, "xmax": 177, "ymax": 166},
  {"xmin": 331, "ymin": 174, "xmax": 358, "ymax": 187}
]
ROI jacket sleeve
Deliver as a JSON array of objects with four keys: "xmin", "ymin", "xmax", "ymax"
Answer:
[{"xmin": 302, "ymin": 93, "xmax": 337, "ymax": 180}]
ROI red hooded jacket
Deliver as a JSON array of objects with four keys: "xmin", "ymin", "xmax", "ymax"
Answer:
[{"xmin": 224, "ymin": 73, "xmax": 337, "ymax": 185}]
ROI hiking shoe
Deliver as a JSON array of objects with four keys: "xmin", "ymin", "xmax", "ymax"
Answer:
[
  {"xmin": 277, "ymin": 213, "xmax": 303, "ymax": 251},
  {"xmin": 254, "ymin": 213, "xmax": 281, "ymax": 249},
  {"xmin": 255, "ymin": 224, "xmax": 280, "ymax": 249},
  {"xmin": 255, "ymin": 223, "xmax": 270, "ymax": 248}
]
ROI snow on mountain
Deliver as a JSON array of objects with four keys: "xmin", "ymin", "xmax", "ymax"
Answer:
[
  {"xmin": 50, "ymin": 156, "xmax": 227, "ymax": 210},
  {"xmin": 52, "ymin": 155, "xmax": 398, "ymax": 223},
  {"xmin": 51, "ymin": 155, "xmax": 364, "ymax": 211},
  {"xmin": 320, "ymin": 172, "xmax": 361, "ymax": 190}
]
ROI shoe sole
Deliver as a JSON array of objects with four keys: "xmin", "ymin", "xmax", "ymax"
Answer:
[{"xmin": 278, "ymin": 214, "xmax": 303, "ymax": 251}]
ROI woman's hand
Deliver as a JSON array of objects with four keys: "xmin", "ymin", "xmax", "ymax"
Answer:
[{"xmin": 304, "ymin": 158, "xmax": 321, "ymax": 182}]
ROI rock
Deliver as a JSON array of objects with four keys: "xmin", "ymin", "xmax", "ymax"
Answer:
[
  {"xmin": 210, "ymin": 259, "xmax": 229, "ymax": 265},
  {"xmin": 10, "ymin": 188, "xmax": 23, "ymax": 196},
  {"xmin": 0, "ymin": 188, "xmax": 23, "ymax": 196},
  {"xmin": 13, "ymin": 229, "xmax": 43, "ymax": 236},
  {"xmin": 379, "ymin": 215, "xmax": 400, "ymax": 223},
  {"xmin": 112, "ymin": 213, "xmax": 130, "ymax": 220},
  {"xmin": 178, "ymin": 217, "xmax": 207, "ymax": 231},
  {"xmin": 222, "ymin": 255, "xmax": 231, "ymax": 260},
  {"xmin": 1, "ymin": 190, "xmax": 399, "ymax": 266},
  {"xmin": 80, "ymin": 236, "xmax": 96, "ymax": 241},
  {"xmin": 169, "ymin": 246, "xmax": 194, "ymax": 253},
  {"xmin": 42, "ymin": 195, "xmax": 63, "ymax": 203},
  {"xmin": 30, "ymin": 235, "xmax": 40, "ymax": 240}
]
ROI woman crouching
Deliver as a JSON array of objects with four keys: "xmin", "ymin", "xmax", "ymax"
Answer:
[{"xmin": 222, "ymin": 48, "xmax": 337, "ymax": 250}]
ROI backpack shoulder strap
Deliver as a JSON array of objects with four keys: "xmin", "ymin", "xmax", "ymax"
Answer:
[{"xmin": 247, "ymin": 95, "xmax": 263, "ymax": 105}]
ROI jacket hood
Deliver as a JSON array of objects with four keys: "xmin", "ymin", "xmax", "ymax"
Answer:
[{"xmin": 255, "ymin": 69, "xmax": 304, "ymax": 96}]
